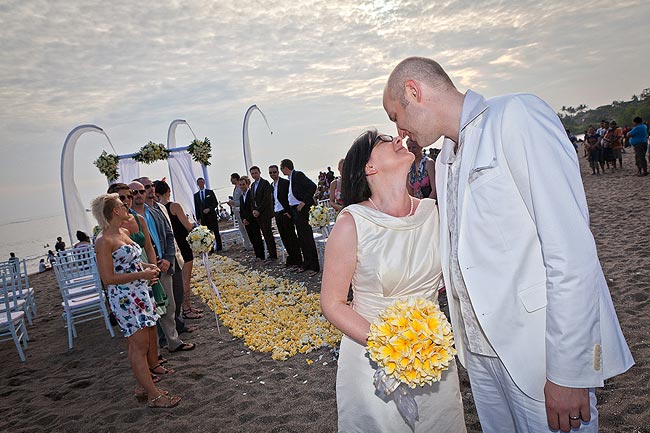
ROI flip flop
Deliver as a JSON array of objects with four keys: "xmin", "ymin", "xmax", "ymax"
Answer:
[
  {"xmin": 135, "ymin": 388, "xmax": 168, "ymax": 402},
  {"xmin": 180, "ymin": 325, "xmax": 199, "ymax": 334},
  {"xmin": 169, "ymin": 343, "xmax": 195, "ymax": 353},
  {"xmin": 157, "ymin": 355, "xmax": 169, "ymax": 365},
  {"xmin": 148, "ymin": 393, "xmax": 181, "ymax": 409},
  {"xmin": 182, "ymin": 310, "xmax": 203, "ymax": 320}
]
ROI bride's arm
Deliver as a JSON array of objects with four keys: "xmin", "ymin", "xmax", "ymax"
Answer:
[{"xmin": 320, "ymin": 212, "xmax": 370, "ymax": 346}]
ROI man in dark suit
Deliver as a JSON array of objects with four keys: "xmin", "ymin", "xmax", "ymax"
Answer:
[
  {"xmin": 280, "ymin": 158, "xmax": 319, "ymax": 276},
  {"xmin": 193, "ymin": 177, "xmax": 223, "ymax": 251},
  {"xmin": 269, "ymin": 164, "xmax": 301, "ymax": 267},
  {"xmin": 238, "ymin": 176, "xmax": 264, "ymax": 259},
  {"xmin": 249, "ymin": 166, "xmax": 277, "ymax": 260}
]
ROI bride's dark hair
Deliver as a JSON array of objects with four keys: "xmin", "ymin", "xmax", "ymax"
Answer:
[{"xmin": 341, "ymin": 129, "xmax": 377, "ymax": 206}]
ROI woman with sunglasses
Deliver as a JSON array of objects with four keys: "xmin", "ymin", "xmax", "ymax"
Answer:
[
  {"xmin": 321, "ymin": 130, "xmax": 465, "ymax": 432},
  {"xmin": 92, "ymin": 193, "xmax": 181, "ymax": 408}
]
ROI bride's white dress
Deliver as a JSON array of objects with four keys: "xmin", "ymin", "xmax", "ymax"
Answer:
[{"xmin": 336, "ymin": 199, "xmax": 466, "ymax": 433}]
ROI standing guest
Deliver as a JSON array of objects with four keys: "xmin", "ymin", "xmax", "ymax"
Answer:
[
  {"xmin": 154, "ymin": 180, "xmax": 198, "ymax": 321},
  {"xmin": 406, "ymin": 137, "xmax": 436, "ymax": 199},
  {"xmin": 129, "ymin": 180, "xmax": 195, "ymax": 352},
  {"xmin": 73, "ymin": 231, "xmax": 92, "ymax": 249},
  {"xmin": 227, "ymin": 173, "xmax": 253, "ymax": 251},
  {"xmin": 91, "ymin": 193, "xmax": 181, "ymax": 408},
  {"xmin": 269, "ymin": 164, "xmax": 302, "ymax": 267},
  {"xmin": 325, "ymin": 166, "xmax": 335, "ymax": 184},
  {"xmin": 328, "ymin": 159, "xmax": 345, "ymax": 213},
  {"xmin": 55, "ymin": 236, "xmax": 66, "ymax": 252},
  {"xmin": 238, "ymin": 176, "xmax": 264, "ymax": 259},
  {"xmin": 249, "ymin": 166, "xmax": 277, "ymax": 261},
  {"xmin": 627, "ymin": 116, "xmax": 648, "ymax": 176},
  {"xmin": 193, "ymin": 177, "xmax": 223, "ymax": 252},
  {"xmin": 280, "ymin": 159, "xmax": 320, "ymax": 276},
  {"xmin": 383, "ymin": 56, "xmax": 633, "ymax": 433},
  {"xmin": 321, "ymin": 130, "xmax": 466, "ymax": 432}
]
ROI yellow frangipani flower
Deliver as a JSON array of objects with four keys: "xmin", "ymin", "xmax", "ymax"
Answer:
[{"xmin": 366, "ymin": 296, "xmax": 457, "ymax": 389}]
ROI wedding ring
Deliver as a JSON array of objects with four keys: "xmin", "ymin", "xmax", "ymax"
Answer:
[{"xmin": 569, "ymin": 415, "xmax": 581, "ymax": 421}]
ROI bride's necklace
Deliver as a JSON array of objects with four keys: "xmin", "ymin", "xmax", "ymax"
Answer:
[{"xmin": 368, "ymin": 195, "xmax": 414, "ymax": 217}]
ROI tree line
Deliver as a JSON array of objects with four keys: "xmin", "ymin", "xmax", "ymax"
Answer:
[{"xmin": 560, "ymin": 88, "xmax": 650, "ymax": 133}]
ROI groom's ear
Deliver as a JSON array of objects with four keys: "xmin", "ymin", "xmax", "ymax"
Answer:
[{"xmin": 404, "ymin": 80, "xmax": 422, "ymax": 103}]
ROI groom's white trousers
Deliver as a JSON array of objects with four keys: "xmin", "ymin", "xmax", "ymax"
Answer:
[{"xmin": 463, "ymin": 341, "xmax": 598, "ymax": 433}]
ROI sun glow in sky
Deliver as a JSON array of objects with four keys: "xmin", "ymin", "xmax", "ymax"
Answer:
[{"xmin": 0, "ymin": 0, "xmax": 648, "ymax": 223}]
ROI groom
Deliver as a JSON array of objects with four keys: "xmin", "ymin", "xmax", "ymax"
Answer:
[{"xmin": 383, "ymin": 57, "xmax": 634, "ymax": 433}]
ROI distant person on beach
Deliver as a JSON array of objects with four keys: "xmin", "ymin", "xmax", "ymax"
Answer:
[
  {"xmin": 91, "ymin": 193, "xmax": 180, "ymax": 408},
  {"xmin": 627, "ymin": 116, "xmax": 648, "ymax": 176},
  {"xmin": 280, "ymin": 158, "xmax": 320, "ymax": 276},
  {"xmin": 38, "ymin": 258, "xmax": 50, "ymax": 272},
  {"xmin": 585, "ymin": 126, "xmax": 603, "ymax": 175},
  {"xmin": 47, "ymin": 250, "xmax": 56, "ymax": 266},
  {"xmin": 55, "ymin": 236, "xmax": 66, "ymax": 252},
  {"xmin": 328, "ymin": 158, "xmax": 345, "ymax": 213},
  {"xmin": 8, "ymin": 252, "xmax": 19, "ymax": 272},
  {"xmin": 321, "ymin": 130, "xmax": 466, "ymax": 432},
  {"xmin": 73, "ymin": 230, "xmax": 92, "ymax": 249},
  {"xmin": 383, "ymin": 56, "xmax": 634, "ymax": 433}
]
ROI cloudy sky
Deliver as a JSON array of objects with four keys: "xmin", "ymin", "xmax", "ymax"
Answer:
[{"xmin": 1, "ymin": 0, "xmax": 648, "ymax": 224}]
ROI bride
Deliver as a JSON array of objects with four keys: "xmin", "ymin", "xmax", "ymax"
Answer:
[{"xmin": 321, "ymin": 130, "xmax": 466, "ymax": 432}]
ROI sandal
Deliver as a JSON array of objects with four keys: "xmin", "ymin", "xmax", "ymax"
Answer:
[
  {"xmin": 148, "ymin": 393, "xmax": 181, "ymax": 408},
  {"xmin": 190, "ymin": 307, "xmax": 203, "ymax": 314},
  {"xmin": 150, "ymin": 363, "xmax": 175, "ymax": 376},
  {"xmin": 135, "ymin": 388, "xmax": 168, "ymax": 402},
  {"xmin": 151, "ymin": 374, "xmax": 161, "ymax": 383},
  {"xmin": 180, "ymin": 325, "xmax": 199, "ymax": 334},
  {"xmin": 182, "ymin": 309, "xmax": 203, "ymax": 320},
  {"xmin": 157, "ymin": 355, "xmax": 169, "ymax": 365},
  {"xmin": 169, "ymin": 342, "xmax": 195, "ymax": 353}
]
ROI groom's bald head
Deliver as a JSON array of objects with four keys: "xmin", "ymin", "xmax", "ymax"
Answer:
[{"xmin": 385, "ymin": 57, "xmax": 455, "ymax": 108}]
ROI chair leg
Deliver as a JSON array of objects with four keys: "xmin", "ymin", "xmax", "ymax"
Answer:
[
  {"xmin": 25, "ymin": 308, "xmax": 33, "ymax": 326},
  {"xmin": 10, "ymin": 322, "xmax": 26, "ymax": 362},
  {"xmin": 67, "ymin": 314, "xmax": 74, "ymax": 349}
]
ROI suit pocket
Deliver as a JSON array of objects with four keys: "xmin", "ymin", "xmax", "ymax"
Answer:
[
  {"xmin": 468, "ymin": 160, "xmax": 501, "ymax": 189},
  {"xmin": 518, "ymin": 282, "xmax": 547, "ymax": 312}
]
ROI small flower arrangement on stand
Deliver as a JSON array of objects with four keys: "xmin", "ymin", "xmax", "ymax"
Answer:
[
  {"xmin": 188, "ymin": 137, "xmax": 212, "ymax": 166},
  {"xmin": 133, "ymin": 141, "xmax": 169, "ymax": 164},
  {"xmin": 94, "ymin": 151, "xmax": 119, "ymax": 181}
]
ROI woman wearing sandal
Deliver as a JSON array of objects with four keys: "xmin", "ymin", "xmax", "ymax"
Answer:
[
  {"xmin": 154, "ymin": 180, "xmax": 203, "ymax": 320},
  {"xmin": 92, "ymin": 193, "xmax": 181, "ymax": 408}
]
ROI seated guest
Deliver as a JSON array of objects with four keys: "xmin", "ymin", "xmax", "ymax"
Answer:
[
  {"xmin": 92, "ymin": 193, "xmax": 181, "ymax": 408},
  {"xmin": 39, "ymin": 258, "xmax": 51, "ymax": 272},
  {"xmin": 73, "ymin": 230, "xmax": 92, "ymax": 249}
]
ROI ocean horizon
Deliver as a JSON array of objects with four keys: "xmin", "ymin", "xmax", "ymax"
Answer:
[{"xmin": 0, "ymin": 213, "xmax": 69, "ymax": 275}]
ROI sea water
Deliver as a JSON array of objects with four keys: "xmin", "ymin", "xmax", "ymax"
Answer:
[{"xmin": 0, "ymin": 213, "xmax": 69, "ymax": 274}]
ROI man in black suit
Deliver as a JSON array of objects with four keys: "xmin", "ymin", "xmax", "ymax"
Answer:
[
  {"xmin": 193, "ymin": 177, "xmax": 223, "ymax": 251},
  {"xmin": 280, "ymin": 158, "xmax": 319, "ymax": 276},
  {"xmin": 269, "ymin": 164, "xmax": 302, "ymax": 267},
  {"xmin": 249, "ymin": 166, "xmax": 277, "ymax": 261},
  {"xmin": 238, "ymin": 176, "xmax": 264, "ymax": 259}
]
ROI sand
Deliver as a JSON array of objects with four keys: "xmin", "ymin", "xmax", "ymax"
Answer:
[{"xmin": 0, "ymin": 147, "xmax": 648, "ymax": 433}]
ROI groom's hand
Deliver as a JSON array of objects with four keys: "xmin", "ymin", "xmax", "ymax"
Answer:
[{"xmin": 544, "ymin": 380, "xmax": 590, "ymax": 432}]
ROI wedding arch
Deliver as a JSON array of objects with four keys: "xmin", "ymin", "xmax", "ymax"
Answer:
[
  {"xmin": 242, "ymin": 105, "xmax": 272, "ymax": 173},
  {"xmin": 60, "ymin": 120, "xmax": 209, "ymax": 245}
]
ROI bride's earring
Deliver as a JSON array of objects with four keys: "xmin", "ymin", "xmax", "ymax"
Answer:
[{"xmin": 365, "ymin": 165, "xmax": 377, "ymax": 176}]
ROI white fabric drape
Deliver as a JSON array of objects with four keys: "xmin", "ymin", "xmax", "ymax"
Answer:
[
  {"xmin": 242, "ymin": 105, "xmax": 272, "ymax": 173},
  {"xmin": 168, "ymin": 151, "xmax": 203, "ymax": 223},
  {"xmin": 117, "ymin": 158, "xmax": 139, "ymax": 184},
  {"xmin": 61, "ymin": 125, "xmax": 114, "ymax": 244}
]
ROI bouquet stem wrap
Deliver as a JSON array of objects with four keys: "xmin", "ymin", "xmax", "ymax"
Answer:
[{"xmin": 373, "ymin": 369, "xmax": 419, "ymax": 431}]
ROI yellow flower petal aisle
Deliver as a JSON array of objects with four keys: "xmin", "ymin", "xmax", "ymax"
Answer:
[{"xmin": 191, "ymin": 255, "xmax": 342, "ymax": 360}]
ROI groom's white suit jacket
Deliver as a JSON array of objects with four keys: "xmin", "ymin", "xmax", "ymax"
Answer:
[{"xmin": 435, "ymin": 90, "xmax": 634, "ymax": 401}]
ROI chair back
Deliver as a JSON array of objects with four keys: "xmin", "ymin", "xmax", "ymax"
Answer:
[
  {"xmin": 53, "ymin": 248, "xmax": 102, "ymax": 301},
  {"xmin": 0, "ymin": 265, "xmax": 21, "ymax": 314}
]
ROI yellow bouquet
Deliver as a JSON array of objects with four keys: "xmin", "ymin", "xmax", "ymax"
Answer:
[{"xmin": 367, "ymin": 296, "xmax": 456, "ymax": 388}]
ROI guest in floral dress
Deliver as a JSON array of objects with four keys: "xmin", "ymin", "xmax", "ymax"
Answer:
[
  {"xmin": 406, "ymin": 138, "xmax": 436, "ymax": 200},
  {"xmin": 92, "ymin": 193, "xmax": 181, "ymax": 408}
]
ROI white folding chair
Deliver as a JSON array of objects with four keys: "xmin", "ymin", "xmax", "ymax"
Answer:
[
  {"xmin": 53, "ymin": 248, "xmax": 115, "ymax": 349},
  {"xmin": 0, "ymin": 268, "xmax": 29, "ymax": 362},
  {"xmin": 0, "ymin": 261, "xmax": 34, "ymax": 326}
]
